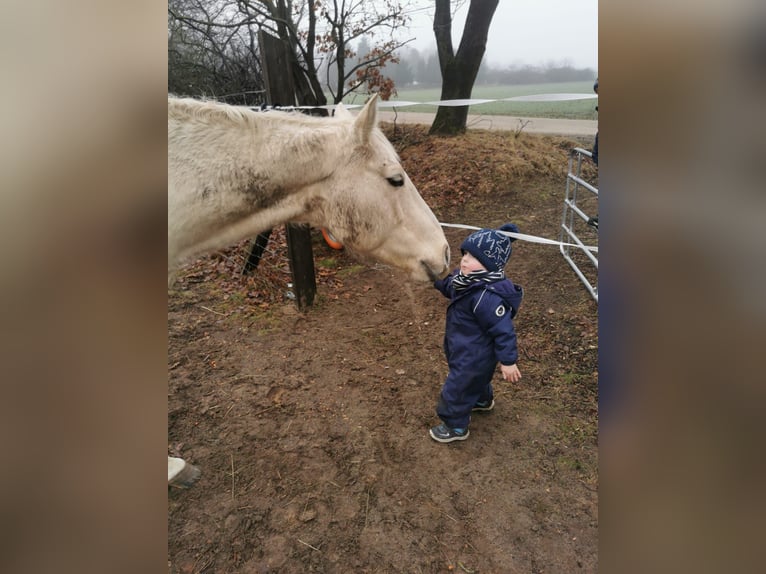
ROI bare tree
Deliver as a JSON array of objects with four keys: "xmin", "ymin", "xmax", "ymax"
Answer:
[
  {"xmin": 168, "ymin": 0, "xmax": 265, "ymax": 105},
  {"xmin": 169, "ymin": 1, "xmax": 416, "ymax": 106},
  {"xmin": 230, "ymin": 1, "xmax": 327, "ymax": 106},
  {"xmin": 318, "ymin": 1, "xmax": 409, "ymax": 102},
  {"xmin": 430, "ymin": 0, "xmax": 498, "ymax": 135}
]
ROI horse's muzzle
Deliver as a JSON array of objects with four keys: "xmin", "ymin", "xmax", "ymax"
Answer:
[{"xmin": 420, "ymin": 258, "xmax": 449, "ymax": 282}]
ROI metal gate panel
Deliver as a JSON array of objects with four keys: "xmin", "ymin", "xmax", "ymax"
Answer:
[{"xmin": 559, "ymin": 147, "xmax": 598, "ymax": 302}]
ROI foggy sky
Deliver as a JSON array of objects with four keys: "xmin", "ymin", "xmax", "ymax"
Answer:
[{"xmin": 404, "ymin": 1, "xmax": 598, "ymax": 70}]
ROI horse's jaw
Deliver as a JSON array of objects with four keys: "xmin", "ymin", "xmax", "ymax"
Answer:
[
  {"xmin": 369, "ymin": 243, "xmax": 450, "ymax": 283},
  {"xmin": 416, "ymin": 243, "xmax": 450, "ymax": 282},
  {"xmin": 420, "ymin": 257, "xmax": 450, "ymax": 282},
  {"xmin": 340, "ymin": 229, "xmax": 450, "ymax": 282}
]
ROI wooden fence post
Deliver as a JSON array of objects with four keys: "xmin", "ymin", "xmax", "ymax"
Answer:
[
  {"xmin": 242, "ymin": 230, "xmax": 272, "ymax": 275},
  {"xmin": 285, "ymin": 224, "xmax": 316, "ymax": 308},
  {"xmin": 244, "ymin": 30, "xmax": 316, "ymax": 308}
]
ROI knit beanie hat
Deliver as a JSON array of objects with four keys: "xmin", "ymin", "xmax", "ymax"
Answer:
[{"xmin": 460, "ymin": 223, "xmax": 519, "ymax": 272}]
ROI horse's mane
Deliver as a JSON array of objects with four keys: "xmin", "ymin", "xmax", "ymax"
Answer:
[{"xmin": 168, "ymin": 96, "xmax": 340, "ymax": 132}]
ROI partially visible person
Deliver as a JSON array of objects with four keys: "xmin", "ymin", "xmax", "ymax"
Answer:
[
  {"xmin": 588, "ymin": 77, "xmax": 599, "ymax": 231},
  {"xmin": 429, "ymin": 223, "xmax": 524, "ymax": 443},
  {"xmin": 592, "ymin": 77, "xmax": 599, "ymax": 166}
]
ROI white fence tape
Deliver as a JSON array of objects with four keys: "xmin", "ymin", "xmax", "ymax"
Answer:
[
  {"xmin": 255, "ymin": 93, "xmax": 597, "ymax": 111},
  {"xmin": 359, "ymin": 93, "xmax": 596, "ymax": 110},
  {"xmin": 440, "ymin": 222, "xmax": 598, "ymax": 253}
]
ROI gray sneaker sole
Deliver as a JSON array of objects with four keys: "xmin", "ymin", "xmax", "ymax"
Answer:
[{"xmin": 429, "ymin": 428, "xmax": 470, "ymax": 443}]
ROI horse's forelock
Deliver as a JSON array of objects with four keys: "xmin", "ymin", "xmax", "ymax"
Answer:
[{"xmin": 358, "ymin": 127, "xmax": 401, "ymax": 164}]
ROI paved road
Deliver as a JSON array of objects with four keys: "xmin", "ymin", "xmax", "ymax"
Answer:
[{"xmin": 377, "ymin": 111, "xmax": 597, "ymax": 138}]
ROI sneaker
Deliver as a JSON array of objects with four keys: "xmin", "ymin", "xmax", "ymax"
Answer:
[
  {"xmin": 429, "ymin": 423, "xmax": 469, "ymax": 443},
  {"xmin": 472, "ymin": 399, "xmax": 495, "ymax": 412}
]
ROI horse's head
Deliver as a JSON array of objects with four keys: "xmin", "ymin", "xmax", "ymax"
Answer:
[{"xmin": 313, "ymin": 96, "xmax": 450, "ymax": 282}]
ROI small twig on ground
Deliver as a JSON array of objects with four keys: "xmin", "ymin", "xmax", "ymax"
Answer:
[
  {"xmin": 364, "ymin": 487, "xmax": 370, "ymax": 529},
  {"xmin": 521, "ymin": 347, "xmax": 539, "ymax": 362},
  {"xmin": 226, "ymin": 374, "xmax": 267, "ymax": 382},
  {"xmin": 200, "ymin": 305, "xmax": 226, "ymax": 316},
  {"xmin": 194, "ymin": 557, "xmax": 213, "ymax": 573},
  {"xmin": 230, "ymin": 454, "xmax": 235, "ymax": 500},
  {"xmin": 467, "ymin": 116, "xmax": 492, "ymax": 130},
  {"xmin": 297, "ymin": 539, "xmax": 321, "ymax": 552},
  {"xmin": 252, "ymin": 404, "xmax": 280, "ymax": 417},
  {"xmin": 441, "ymin": 510, "xmax": 459, "ymax": 523},
  {"xmin": 514, "ymin": 119, "xmax": 531, "ymax": 138}
]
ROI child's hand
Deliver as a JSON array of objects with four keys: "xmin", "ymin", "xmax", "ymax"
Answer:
[{"xmin": 501, "ymin": 363, "xmax": 521, "ymax": 383}]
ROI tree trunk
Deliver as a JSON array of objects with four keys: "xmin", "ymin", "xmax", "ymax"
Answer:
[
  {"xmin": 266, "ymin": 0, "xmax": 326, "ymax": 108},
  {"xmin": 430, "ymin": 0, "xmax": 499, "ymax": 135}
]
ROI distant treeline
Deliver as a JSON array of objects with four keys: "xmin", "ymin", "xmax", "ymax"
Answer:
[
  {"xmin": 376, "ymin": 45, "xmax": 596, "ymax": 89},
  {"xmin": 476, "ymin": 63, "xmax": 596, "ymax": 86}
]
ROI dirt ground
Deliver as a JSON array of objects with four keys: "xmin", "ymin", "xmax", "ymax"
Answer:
[{"xmin": 168, "ymin": 125, "xmax": 599, "ymax": 573}]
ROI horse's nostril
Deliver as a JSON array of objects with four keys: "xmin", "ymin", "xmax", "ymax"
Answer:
[{"xmin": 444, "ymin": 244, "xmax": 450, "ymax": 268}]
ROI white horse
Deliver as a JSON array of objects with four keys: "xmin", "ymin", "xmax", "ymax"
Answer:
[{"xmin": 168, "ymin": 95, "xmax": 450, "ymax": 487}]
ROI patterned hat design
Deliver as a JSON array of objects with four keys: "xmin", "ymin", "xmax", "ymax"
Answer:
[{"xmin": 460, "ymin": 223, "xmax": 519, "ymax": 272}]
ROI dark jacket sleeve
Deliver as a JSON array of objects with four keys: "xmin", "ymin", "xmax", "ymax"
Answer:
[
  {"xmin": 473, "ymin": 291, "xmax": 518, "ymax": 365},
  {"xmin": 433, "ymin": 270, "xmax": 456, "ymax": 299}
]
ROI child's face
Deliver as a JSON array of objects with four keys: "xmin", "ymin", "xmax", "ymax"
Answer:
[{"xmin": 460, "ymin": 251, "xmax": 486, "ymax": 274}]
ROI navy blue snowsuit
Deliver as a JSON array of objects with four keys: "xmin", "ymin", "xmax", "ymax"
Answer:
[{"xmin": 434, "ymin": 270, "xmax": 523, "ymax": 428}]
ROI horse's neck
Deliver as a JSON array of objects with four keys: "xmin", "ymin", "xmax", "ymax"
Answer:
[{"xmin": 168, "ymin": 108, "xmax": 350, "ymax": 265}]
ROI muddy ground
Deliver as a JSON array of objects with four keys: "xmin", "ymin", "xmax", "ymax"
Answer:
[{"xmin": 168, "ymin": 125, "xmax": 599, "ymax": 573}]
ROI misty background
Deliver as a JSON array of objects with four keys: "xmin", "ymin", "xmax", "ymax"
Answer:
[
  {"xmin": 404, "ymin": 1, "xmax": 598, "ymax": 69},
  {"xmin": 168, "ymin": 1, "xmax": 598, "ymax": 105},
  {"xmin": 342, "ymin": 1, "xmax": 598, "ymax": 90}
]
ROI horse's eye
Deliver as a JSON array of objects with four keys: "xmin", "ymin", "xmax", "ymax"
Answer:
[{"xmin": 387, "ymin": 175, "xmax": 404, "ymax": 187}]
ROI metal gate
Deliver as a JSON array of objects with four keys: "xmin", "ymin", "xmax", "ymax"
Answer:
[{"xmin": 559, "ymin": 147, "xmax": 598, "ymax": 302}]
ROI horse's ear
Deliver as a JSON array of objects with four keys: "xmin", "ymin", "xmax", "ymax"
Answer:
[
  {"xmin": 334, "ymin": 102, "xmax": 352, "ymax": 119},
  {"xmin": 353, "ymin": 94, "xmax": 379, "ymax": 143}
]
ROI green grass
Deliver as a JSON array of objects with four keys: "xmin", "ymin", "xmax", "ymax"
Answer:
[
  {"xmin": 344, "ymin": 82, "xmax": 598, "ymax": 120},
  {"xmin": 317, "ymin": 257, "xmax": 339, "ymax": 269},
  {"xmin": 337, "ymin": 264, "xmax": 366, "ymax": 277},
  {"xmin": 557, "ymin": 455, "xmax": 585, "ymax": 471}
]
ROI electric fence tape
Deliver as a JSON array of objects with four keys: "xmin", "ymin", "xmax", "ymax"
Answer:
[{"xmin": 439, "ymin": 222, "xmax": 597, "ymax": 253}]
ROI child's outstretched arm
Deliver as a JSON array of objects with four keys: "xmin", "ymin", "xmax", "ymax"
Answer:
[{"xmin": 433, "ymin": 269, "xmax": 457, "ymax": 298}]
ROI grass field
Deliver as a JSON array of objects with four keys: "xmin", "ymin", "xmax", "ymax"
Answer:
[{"xmin": 344, "ymin": 81, "xmax": 598, "ymax": 120}]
